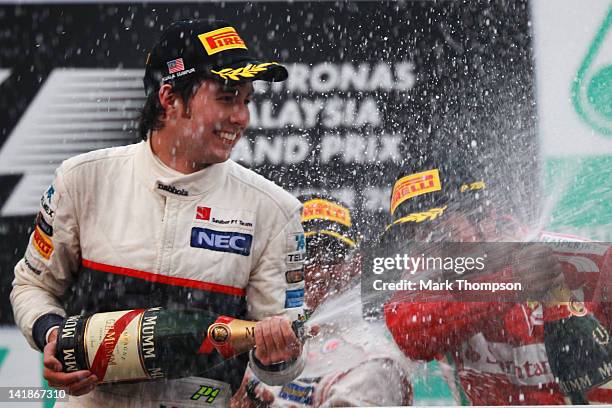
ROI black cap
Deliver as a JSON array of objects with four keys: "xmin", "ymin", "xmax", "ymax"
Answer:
[
  {"xmin": 387, "ymin": 157, "xmax": 487, "ymax": 233},
  {"xmin": 144, "ymin": 19, "xmax": 288, "ymax": 95}
]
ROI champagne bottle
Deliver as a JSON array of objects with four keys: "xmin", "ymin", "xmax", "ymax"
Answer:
[
  {"xmin": 55, "ymin": 307, "xmax": 303, "ymax": 384},
  {"xmin": 543, "ymin": 286, "xmax": 612, "ymax": 404}
]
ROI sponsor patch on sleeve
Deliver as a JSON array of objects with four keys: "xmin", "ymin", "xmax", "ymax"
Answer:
[
  {"xmin": 285, "ymin": 269, "xmax": 304, "ymax": 284},
  {"xmin": 284, "ymin": 288, "xmax": 304, "ymax": 308},
  {"xmin": 33, "ymin": 226, "xmax": 54, "ymax": 259},
  {"xmin": 279, "ymin": 382, "xmax": 315, "ymax": 405},
  {"xmin": 35, "ymin": 212, "xmax": 53, "ymax": 237},
  {"xmin": 285, "ymin": 232, "xmax": 306, "ymax": 274},
  {"xmin": 286, "ymin": 251, "xmax": 306, "ymax": 265},
  {"xmin": 24, "ymin": 256, "xmax": 43, "ymax": 275},
  {"xmin": 287, "ymin": 232, "xmax": 306, "ymax": 253},
  {"xmin": 40, "ymin": 184, "xmax": 56, "ymax": 219}
]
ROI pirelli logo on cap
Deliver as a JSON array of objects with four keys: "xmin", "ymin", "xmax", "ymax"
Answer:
[
  {"xmin": 198, "ymin": 26, "xmax": 247, "ymax": 55},
  {"xmin": 390, "ymin": 169, "xmax": 441, "ymax": 214},
  {"xmin": 302, "ymin": 199, "xmax": 351, "ymax": 227}
]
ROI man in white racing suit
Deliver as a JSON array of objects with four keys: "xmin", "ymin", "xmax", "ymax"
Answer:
[
  {"xmin": 233, "ymin": 197, "xmax": 413, "ymax": 407},
  {"xmin": 11, "ymin": 19, "xmax": 307, "ymax": 407}
]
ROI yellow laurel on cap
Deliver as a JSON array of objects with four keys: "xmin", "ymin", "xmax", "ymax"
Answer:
[
  {"xmin": 304, "ymin": 230, "xmax": 356, "ymax": 247},
  {"xmin": 390, "ymin": 169, "xmax": 441, "ymax": 215},
  {"xmin": 302, "ymin": 198, "xmax": 351, "ymax": 227},
  {"xmin": 460, "ymin": 181, "xmax": 486, "ymax": 193},
  {"xmin": 211, "ymin": 62, "xmax": 279, "ymax": 81},
  {"xmin": 385, "ymin": 206, "xmax": 447, "ymax": 231}
]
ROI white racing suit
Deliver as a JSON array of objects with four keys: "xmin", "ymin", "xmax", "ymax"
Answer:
[
  {"xmin": 11, "ymin": 140, "xmax": 307, "ymax": 407},
  {"xmin": 244, "ymin": 287, "xmax": 413, "ymax": 407}
]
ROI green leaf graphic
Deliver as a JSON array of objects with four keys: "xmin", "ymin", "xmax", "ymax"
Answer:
[
  {"xmin": 571, "ymin": 5, "xmax": 612, "ymax": 136},
  {"xmin": 0, "ymin": 348, "xmax": 8, "ymax": 371}
]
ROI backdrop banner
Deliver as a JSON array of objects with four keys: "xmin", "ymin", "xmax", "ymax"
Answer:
[
  {"xmin": 531, "ymin": 0, "xmax": 612, "ymax": 241},
  {"xmin": 0, "ymin": 1, "xmax": 555, "ymax": 405},
  {"xmin": 0, "ymin": 1, "xmax": 536, "ymax": 326}
]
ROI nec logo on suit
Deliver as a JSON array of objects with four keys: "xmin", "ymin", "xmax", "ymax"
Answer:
[{"xmin": 190, "ymin": 227, "xmax": 253, "ymax": 256}]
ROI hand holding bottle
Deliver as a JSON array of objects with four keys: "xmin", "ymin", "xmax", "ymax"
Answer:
[
  {"xmin": 43, "ymin": 328, "xmax": 98, "ymax": 396},
  {"xmin": 511, "ymin": 244, "xmax": 565, "ymax": 300},
  {"xmin": 253, "ymin": 315, "xmax": 302, "ymax": 366}
]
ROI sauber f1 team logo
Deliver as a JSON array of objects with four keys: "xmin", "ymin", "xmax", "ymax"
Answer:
[
  {"xmin": 302, "ymin": 199, "xmax": 351, "ymax": 227},
  {"xmin": 33, "ymin": 226, "xmax": 54, "ymax": 259},
  {"xmin": 390, "ymin": 169, "xmax": 441, "ymax": 214},
  {"xmin": 196, "ymin": 206, "xmax": 211, "ymax": 221},
  {"xmin": 198, "ymin": 27, "xmax": 247, "ymax": 55}
]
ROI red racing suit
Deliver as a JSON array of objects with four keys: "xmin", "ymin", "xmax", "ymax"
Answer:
[{"xmin": 385, "ymin": 232, "xmax": 612, "ymax": 405}]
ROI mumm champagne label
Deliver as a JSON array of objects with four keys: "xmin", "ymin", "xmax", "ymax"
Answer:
[
  {"xmin": 60, "ymin": 315, "xmax": 80, "ymax": 372},
  {"xmin": 84, "ymin": 309, "xmax": 152, "ymax": 382},
  {"xmin": 139, "ymin": 309, "xmax": 165, "ymax": 380},
  {"xmin": 57, "ymin": 308, "xmax": 168, "ymax": 383},
  {"xmin": 56, "ymin": 308, "xmax": 266, "ymax": 384}
]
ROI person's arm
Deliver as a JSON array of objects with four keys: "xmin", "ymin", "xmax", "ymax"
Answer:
[
  {"xmin": 384, "ymin": 297, "xmax": 510, "ymax": 361},
  {"xmin": 591, "ymin": 245, "xmax": 612, "ymax": 329},
  {"xmin": 247, "ymin": 204, "xmax": 306, "ymax": 384},
  {"xmin": 10, "ymin": 165, "xmax": 97, "ymax": 394},
  {"xmin": 385, "ymin": 243, "xmax": 569, "ymax": 361},
  {"xmin": 383, "ymin": 262, "xmax": 512, "ymax": 361},
  {"xmin": 10, "ymin": 166, "xmax": 80, "ymax": 351}
]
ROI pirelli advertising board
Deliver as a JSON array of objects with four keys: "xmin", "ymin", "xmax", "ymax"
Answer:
[{"xmin": 0, "ymin": 0, "xmax": 536, "ymax": 326}]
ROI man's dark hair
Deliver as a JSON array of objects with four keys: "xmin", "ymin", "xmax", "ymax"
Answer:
[{"xmin": 138, "ymin": 76, "xmax": 206, "ymax": 141}]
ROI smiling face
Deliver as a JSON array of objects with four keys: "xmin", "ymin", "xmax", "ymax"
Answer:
[{"xmin": 153, "ymin": 79, "xmax": 253, "ymax": 173}]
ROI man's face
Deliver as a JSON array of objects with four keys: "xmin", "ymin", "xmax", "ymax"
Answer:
[
  {"xmin": 304, "ymin": 239, "xmax": 361, "ymax": 311},
  {"xmin": 438, "ymin": 213, "xmax": 482, "ymax": 242},
  {"xmin": 425, "ymin": 208, "xmax": 517, "ymax": 242},
  {"xmin": 168, "ymin": 79, "xmax": 253, "ymax": 166}
]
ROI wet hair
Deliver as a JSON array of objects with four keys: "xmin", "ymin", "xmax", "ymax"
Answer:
[{"xmin": 138, "ymin": 76, "xmax": 207, "ymax": 141}]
